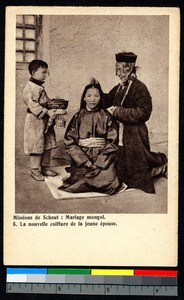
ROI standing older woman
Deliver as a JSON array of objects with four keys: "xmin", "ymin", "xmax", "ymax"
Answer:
[{"xmin": 100, "ymin": 51, "xmax": 167, "ymax": 193}]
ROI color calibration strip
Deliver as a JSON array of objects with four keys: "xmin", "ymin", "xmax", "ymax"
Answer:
[{"xmin": 6, "ymin": 268, "xmax": 178, "ymax": 296}]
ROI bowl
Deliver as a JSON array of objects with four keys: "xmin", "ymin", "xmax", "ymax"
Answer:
[{"xmin": 50, "ymin": 99, "xmax": 69, "ymax": 109}]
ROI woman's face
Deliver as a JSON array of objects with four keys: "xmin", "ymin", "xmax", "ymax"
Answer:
[
  {"xmin": 116, "ymin": 62, "xmax": 133, "ymax": 83},
  {"xmin": 84, "ymin": 87, "xmax": 101, "ymax": 110}
]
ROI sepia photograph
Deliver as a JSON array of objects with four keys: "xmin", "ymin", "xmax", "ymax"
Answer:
[
  {"xmin": 4, "ymin": 7, "xmax": 179, "ymax": 266},
  {"xmin": 15, "ymin": 13, "xmax": 169, "ymax": 214}
]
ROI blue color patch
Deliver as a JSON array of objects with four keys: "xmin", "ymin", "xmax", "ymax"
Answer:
[{"xmin": 7, "ymin": 268, "xmax": 47, "ymax": 274}]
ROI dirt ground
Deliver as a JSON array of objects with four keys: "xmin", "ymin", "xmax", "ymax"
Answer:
[{"xmin": 15, "ymin": 141, "xmax": 168, "ymax": 214}]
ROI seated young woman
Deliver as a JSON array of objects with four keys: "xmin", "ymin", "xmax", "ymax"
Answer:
[{"xmin": 58, "ymin": 79, "xmax": 124, "ymax": 195}]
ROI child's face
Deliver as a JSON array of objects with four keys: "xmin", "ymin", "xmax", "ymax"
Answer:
[
  {"xmin": 84, "ymin": 87, "xmax": 100, "ymax": 110},
  {"xmin": 32, "ymin": 67, "xmax": 48, "ymax": 82}
]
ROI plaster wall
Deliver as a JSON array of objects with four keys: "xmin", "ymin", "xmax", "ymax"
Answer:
[
  {"xmin": 16, "ymin": 14, "xmax": 169, "ymax": 167},
  {"xmin": 45, "ymin": 15, "xmax": 169, "ymax": 142}
]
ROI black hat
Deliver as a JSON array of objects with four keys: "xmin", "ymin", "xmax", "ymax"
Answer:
[{"xmin": 115, "ymin": 52, "xmax": 137, "ymax": 63}]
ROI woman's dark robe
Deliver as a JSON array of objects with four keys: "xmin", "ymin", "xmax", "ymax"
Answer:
[
  {"xmin": 59, "ymin": 107, "xmax": 120, "ymax": 195},
  {"xmin": 103, "ymin": 78, "xmax": 167, "ymax": 193}
]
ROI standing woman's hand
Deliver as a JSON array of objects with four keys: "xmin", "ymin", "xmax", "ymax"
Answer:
[{"xmin": 107, "ymin": 106, "xmax": 116, "ymax": 115}]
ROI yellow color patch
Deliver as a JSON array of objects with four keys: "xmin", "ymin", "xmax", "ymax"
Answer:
[{"xmin": 91, "ymin": 269, "xmax": 134, "ymax": 276}]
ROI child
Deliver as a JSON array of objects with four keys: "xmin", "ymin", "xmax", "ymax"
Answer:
[
  {"xmin": 23, "ymin": 59, "xmax": 59, "ymax": 181},
  {"xmin": 58, "ymin": 80, "xmax": 122, "ymax": 195}
]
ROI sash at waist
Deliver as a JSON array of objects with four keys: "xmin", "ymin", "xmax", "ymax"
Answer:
[{"xmin": 78, "ymin": 138, "xmax": 106, "ymax": 148}]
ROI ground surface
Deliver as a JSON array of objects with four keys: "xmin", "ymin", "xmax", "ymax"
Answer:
[{"xmin": 15, "ymin": 141, "xmax": 168, "ymax": 214}]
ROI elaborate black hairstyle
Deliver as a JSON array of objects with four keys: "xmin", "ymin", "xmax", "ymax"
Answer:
[{"xmin": 80, "ymin": 81, "xmax": 104, "ymax": 110}]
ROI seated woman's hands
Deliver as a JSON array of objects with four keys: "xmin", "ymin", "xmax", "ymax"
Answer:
[
  {"xmin": 84, "ymin": 160, "xmax": 93, "ymax": 168},
  {"xmin": 85, "ymin": 165, "xmax": 100, "ymax": 178}
]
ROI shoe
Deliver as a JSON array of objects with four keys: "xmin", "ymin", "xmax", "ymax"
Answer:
[
  {"xmin": 41, "ymin": 167, "xmax": 58, "ymax": 177},
  {"xmin": 118, "ymin": 182, "xmax": 128, "ymax": 192},
  {"xmin": 151, "ymin": 163, "xmax": 167, "ymax": 178},
  {"xmin": 161, "ymin": 163, "xmax": 167, "ymax": 178},
  {"xmin": 31, "ymin": 169, "xmax": 44, "ymax": 181},
  {"xmin": 58, "ymin": 182, "xmax": 70, "ymax": 190}
]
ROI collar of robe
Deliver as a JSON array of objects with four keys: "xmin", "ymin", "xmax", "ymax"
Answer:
[
  {"xmin": 29, "ymin": 77, "xmax": 45, "ymax": 86},
  {"xmin": 118, "ymin": 73, "xmax": 137, "ymax": 91},
  {"xmin": 85, "ymin": 105, "xmax": 101, "ymax": 112}
]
